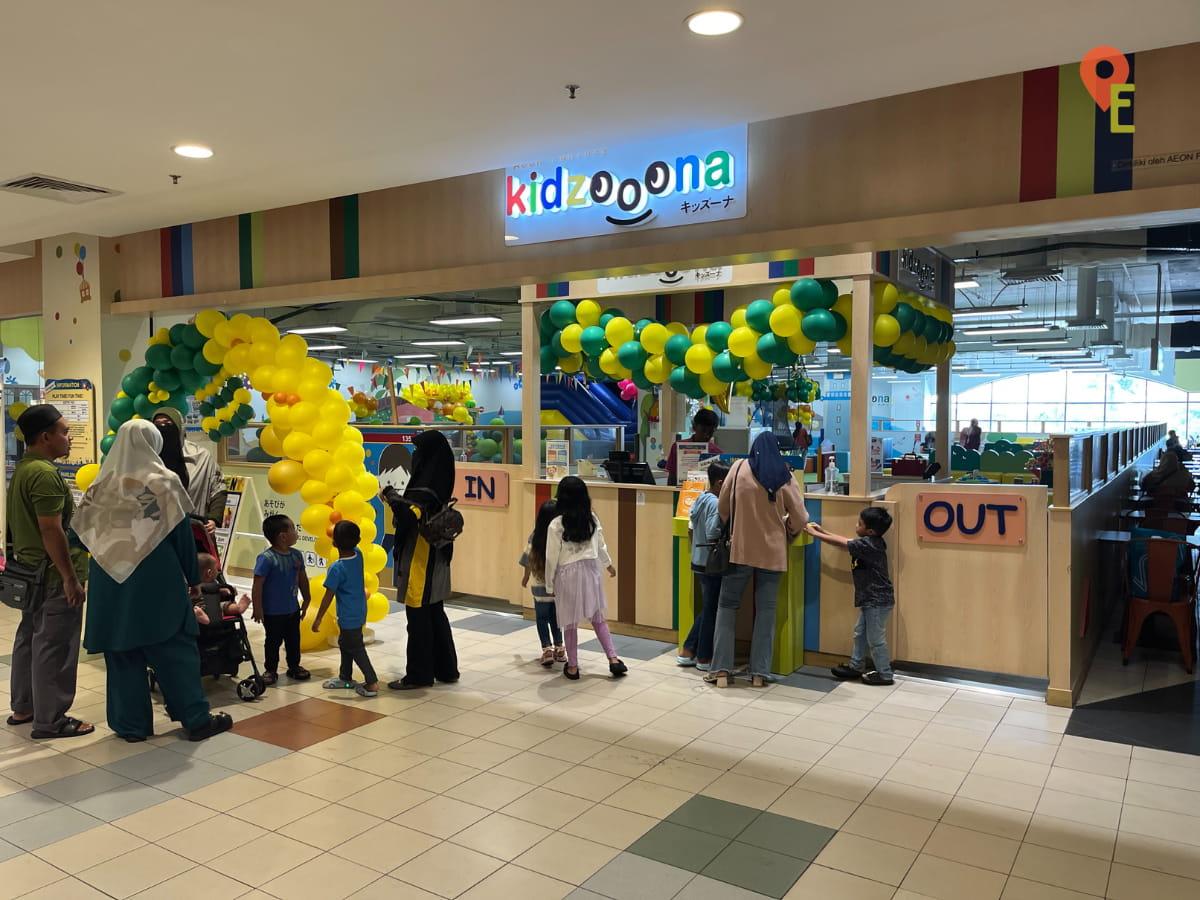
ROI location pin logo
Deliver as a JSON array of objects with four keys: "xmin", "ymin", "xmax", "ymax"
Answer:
[{"xmin": 1080, "ymin": 46, "xmax": 1130, "ymax": 110}]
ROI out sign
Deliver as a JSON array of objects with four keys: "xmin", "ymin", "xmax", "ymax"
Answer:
[{"xmin": 915, "ymin": 492, "xmax": 1026, "ymax": 547}]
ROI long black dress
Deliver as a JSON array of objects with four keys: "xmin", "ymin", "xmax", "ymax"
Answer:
[{"xmin": 383, "ymin": 431, "xmax": 459, "ymax": 688}]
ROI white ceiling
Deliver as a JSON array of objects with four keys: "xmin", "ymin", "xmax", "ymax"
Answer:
[{"xmin": 2, "ymin": 1, "xmax": 1198, "ymax": 248}]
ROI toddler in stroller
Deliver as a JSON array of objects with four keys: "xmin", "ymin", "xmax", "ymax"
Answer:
[{"xmin": 194, "ymin": 553, "xmax": 252, "ymax": 625}]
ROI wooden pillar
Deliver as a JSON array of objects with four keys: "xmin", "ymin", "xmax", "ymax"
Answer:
[
  {"xmin": 936, "ymin": 361, "xmax": 951, "ymax": 480},
  {"xmin": 520, "ymin": 302, "xmax": 540, "ymax": 480},
  {"xmin": 849, "ymin": 276, "xmax": 874, "ymax": 496}
]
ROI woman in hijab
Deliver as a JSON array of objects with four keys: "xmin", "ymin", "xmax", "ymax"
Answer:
[
  {"xmin": 152, "ymin": 407, "xmax": 227, "ymax": 535},
  {"xmin": 74, "ymin": 419, "xmax": 232, "ymax": 742},
  {"xmin": 705, "ymin": 433, "xmax": 807, "ymax": 688},
  {"xmin": 152, "ymin": 409, "xmax": 190, "ymax": 491},
  {"xmin": 1142, "ymin": 449, "xmax": 1196, "ymax": 502},
  {"xmin": 380, "ymin": 430, "xmax": 460, "ymax": 690}
]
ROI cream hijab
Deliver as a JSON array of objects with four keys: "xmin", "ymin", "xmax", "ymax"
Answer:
[{"xmin": 73, "ymin": 419, "xmax": 190, "ymax": 584}]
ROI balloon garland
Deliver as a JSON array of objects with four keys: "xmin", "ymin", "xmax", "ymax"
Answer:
[
  {"xmin": 538, "ymin": 278, "xmax": 956, "ymax": 395},
  {"xmin": 76, "ymin": 309, "xmax": 392, "ymax": 645}
]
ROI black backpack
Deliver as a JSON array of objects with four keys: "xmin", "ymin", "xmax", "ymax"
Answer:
[{"xmin": 409, "ymin": 487, "xmax": 464, "ymax": 548}]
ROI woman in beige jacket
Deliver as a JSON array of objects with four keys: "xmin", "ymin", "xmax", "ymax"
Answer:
[{"xmin": 705, "ymin": 433, "xmax": 807, "ymax": 687}]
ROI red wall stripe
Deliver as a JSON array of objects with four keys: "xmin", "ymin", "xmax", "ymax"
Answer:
[
  {"xmin": 798, "ymin": 258, "xmax": 815, "ymax": 276},
  {"xmin": 1020, "ymin": 67, "xmax": 1060, "ymax": 202}
]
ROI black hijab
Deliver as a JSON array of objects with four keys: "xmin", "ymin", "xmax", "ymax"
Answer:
[
  {"xmin": 405, "ymin": 431, "xmax": 455, "ymax": 511},
  {"xmin": 155, "ymin": 418, "xmax": 190, "ymax": 490},
  {"xmin": 748, "ymin": 432, "xmax": 792, "ymax": 502}
]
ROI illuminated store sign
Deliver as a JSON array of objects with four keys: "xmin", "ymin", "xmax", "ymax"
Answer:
[{"xmin": 504, "ymin": 125, "xmax": 747, "ymax": 244}]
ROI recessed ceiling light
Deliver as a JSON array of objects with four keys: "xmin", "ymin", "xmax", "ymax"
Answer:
[
  {"xmin": 412, "ymin": 340, "xmax": 466, "ymax": 346},
  {"xmin": 172, "ymin": 144, "xmax": 214, "ymax": 159},
  {"xmin": 428, "ymin": 315, "xmax": 502, "ymax": 326},
  {"xmin": 306, "ymin": 344, "xmax": 346, "ymax": 351},
  {"xmin": 686, "ymin": 9, "xmax": 744, "ymax": 35},
  {"xmin": 393, "ymin": 353, "xmax": 436, "ymax": 360},
  {"xmin": 287, "ymin": 326, "xmax": 346, "ymax": 335}
]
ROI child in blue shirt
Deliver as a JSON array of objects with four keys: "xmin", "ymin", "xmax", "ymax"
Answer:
[
  {"xmin": 313, "ymin": 521, "xmax": 377, "ymax": 697},
  {"xmin": 251, "ymin": 515, "xmax": 311, "ymax": 685},
  {"xmin": 677, "ymin": 461, "xmax": 730, "ymax": 671},
  {"xmin": 520, "ymin": 500, "xmax": 565, "ymax": 667}
]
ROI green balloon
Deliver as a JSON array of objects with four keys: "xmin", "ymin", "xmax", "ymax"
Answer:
[
  {"xmin": 408, "ymin": 416, "xmax": 422, "ymax": 425},
  {"xmin": 580, "ymin": 325, "xmax": 608, "ymax": 357},
  {"xmin": 549, "ymin": 300, "xmax": 577, "ymax": 328},
  {"xmin": 550, "ymin": 331, "xmax": 572, "ymax": 358},
  {"xmin": 168, "ymin": 323, "xmax": 189, "ymax": 346},
  {"xmin": 218, "ymin": 421, "xmax": 235, "ymax": 437},
  {"xmin": 712, "ymin": 350, "xmax": 741, "ymax": 382},
  {"xmin": 909, "ymin": 312, "xmax": 928, "ymax": 340},
  {"xmin": 208, "ymin": 428, "xmax": 223, "ymax": 442},
  {"xmin": 539, "ymin": 310, "xmax": 557, "ymax": 341},
  {"xmin": 225, "ymin": 377, "xmax": 242, "ymax": 391},
  {"xmin": 669, "ymin": 366, "xmax": 700, "ymax": 395},
  {"xmin": 790, "ymin": 278, "xmax": 829, "ymax": 311},
  {"xmin": 146, "ymin": 344, "xmax": 173, "ymax": 370},
  {"xmin": 199, "ymin": 401, "xmax": 214, "ymax": 416},
  {"xmin": 121, "ymin": 368, "xmax": 151, "ymax": 396},
  {"xmin": 584, "ymin": 357, "xmax": 606, "ymax": 380},
  {"xmin": 180, "ymin": 369, "xmax": 204, "ymax": 392},
  {"xmin": 602, "ymin": 307, "xmax": 626, "ymax": 320},
  {"xmin": 181, "ymin": 324, "xmax": 206, "ymax": 350},
  {"xmin": 153, "ymin": 369, "xmax": 181, "ymax": 391},
  {"xmin": 100, "ymin": 434, "xmax": 116, "ymax": 455},
  {"xmin": 193, "ymin": 352, "xmax": 221, "ymax": 377},
  {"xmin": 746, "ymin": 299, "xmax": 775, "ymax": 333},
  {"xmin": 634, "ymin": 318, "xmax": 654, "ymax": 338},
  {"xmin": 540, "ymin": 345, "xmax": 558, "ymax": 374},
  {"xmin": 893, "ymin": 302, "xmax": 916, "ymax": 331},
  {"xmin": 170, "ymin": 344, "xmax": 196, "ymax": 370},
  {"xmin": 664, "ymin": 334, "xmax": 692, "ymax": 366},
  {"xmin": 800, "ymin": 308, "xmax": 839, "ymax": 342},
  {"xmin": 111, "ymin": 396, "xmax": 135, "ymax": 421},
  {"xmin": 631, "ymin": 369, "xmax": 653, "ymax": 390},
  {"xmin": 133, "ymin": 393, "xmax": 154, "ymax": 418},
  {"xmin": 705, "ymin": 321, "xmax": 733, "ymax": 352},
  {"xmin": 106, "ymin": 414, "xmax": 121, "ymax": 432},
  {"xmin": 827, "ymin": 311, "xmax": 848, "ymax": 341},
  {"xmin": 816, "ymin": 279, "xmax": 839, "ymax": 306},
  {"xmin": 617, "ymin": 340, "xmax": 648, "ymax": 370},
  {"xmin": 476, "ymin": 438, "xmax": 499, "ymax": 458},
  {"xmin": 489, "ymin": 417, "xmax": 506, "ymax": 427}
]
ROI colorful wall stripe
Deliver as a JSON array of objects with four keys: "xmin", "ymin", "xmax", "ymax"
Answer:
[
  {"xmin": 1019, "ymin": 54, "xmax": 1135, "ymax": 202},
  {"xmin": 535, "ymin": 281, "xmax": 570, "ymax": 298},
  {"xmin": 329, "ymin": 195, "xmax": 360, "ymax": 280},
  {"xmin": 158, "ymin": 224, "xmax": 194, "ymax": 297},
  {"xmin": 654, "ymin": 290, "xmax": 725, "ymax": 323},
  {"xmin": 768, "ymin": 258, "xmax": 815, "ymax": 279},
  {"xmin": 238, "ymin": 212, "xmax": 265, "ymax": 290}
]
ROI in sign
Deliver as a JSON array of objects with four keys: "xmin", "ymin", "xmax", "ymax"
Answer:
[{"xmin": 454, "ymin": 468, "xmax": 510, "ymax": 508}]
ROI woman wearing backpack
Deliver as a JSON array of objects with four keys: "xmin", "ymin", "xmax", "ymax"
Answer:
[{"xmin": 381, "ymin": 431, "xmax": 460, "ymax": 690}]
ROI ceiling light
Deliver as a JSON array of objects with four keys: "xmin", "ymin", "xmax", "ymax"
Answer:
[
  {"xmin": 287, "ymin": 326, "xmax": 347, "ymax": 335},
  {"xmin": 1018, "ymin": 348, "xmax": 1088, "ymax": 356},
  {"xmin": 306, "ymin": 344, "xmax": 346, "ymax": 351},
  {"xmin": 342, "ymin": 358, "xmax": 377, "ymax": 365},
  {"xmin": 393, "ymin": 353, "xmax": 436, "ymax": 360},
  {"xmin": 411, "ymin": 340, "xmax": 466, "ymax": 346},
  {"xmin": 504, "ymin": 235, "xmax": 520, "ymax": 242},
  {"xmin": 428, "ymin": 315, "xmax": 502, "ymax": 326},
  {"xmin": 686, "ymin": 10, "xmax": 744, "ymax": 35},
  {"xmin": 961, "ymin": 325, "xmax": 1052, "ymax": 336},
  {"xmin": 499, "ymin": 351, "xmax": 523, "ymax": 356},
  {"xmin": 826, "ymin": 348, "xmax": 841, "ymax": 355},
  {"xmin": 953, "ymin": 306, "xmax": 1022, "ymax": 319},
  {"xmin": 172, "ymin": 144, "xmax": 214, "ymax": 159},
  {"xmin": 954, "ymin": 280, "xmax": 980, "ymax": 289}
]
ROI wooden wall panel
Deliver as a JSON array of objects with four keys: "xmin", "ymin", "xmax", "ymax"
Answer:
[
  {"xmin": 112, "ymin": 229, "xmax": 163, "ymax": 302},
  {"xmin": 263, "ymin": 201, "xmax": 331, "ymax": 287},
  {"xmin": 191, "ymin": 216, "xmax": 240, "ymax": 295},
  {"xmin": 1131, "ymin": 43, "xmax": 1200, "ymax": 190},
  {"xmin": 0, "ymin": 246, "xmax": 41, "ymax": 318}
]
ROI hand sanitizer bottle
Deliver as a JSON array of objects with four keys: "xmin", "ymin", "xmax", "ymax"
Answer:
[{"xmin": 825, "ymin": 456, "xmax": 839, "ymax": 493}]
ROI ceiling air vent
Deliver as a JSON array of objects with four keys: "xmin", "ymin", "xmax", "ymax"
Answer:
[
  {"xmin": 0, "ymin": 173, "xmax": 120, "ymax": 204},
  {"xmin": 998, "ymin": 265, "xmax": 1064, "ymax": 285}
]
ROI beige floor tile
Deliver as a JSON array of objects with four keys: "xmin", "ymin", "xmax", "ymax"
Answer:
[
  {"xmin": 1122, "ymin": 778, "xmax": 1200, "ymax": 816},
  {"xmin": 488, "ymin": 752, "xmax": 574, "ymax": 786},
  {"xmin": 900, "ymin": 854, "xmax": 1007, "ymax": 900},
  {"xmin": 990, "ymin": 724, "xmax": 1062, "ymax": 747},
  {"xmin": 331, "ymin": 820, "xmax": 440, "ymax": 874},
  {"xmin": 293, "ymin": 765, "xmax": 383, "ymax": 802},
  {"xmin": 445, "ymin": 771, "xmax": 536, "ymax": 810},
  {"xmin": 700, "ymin": 771, "xmax": 788, "ymax": 809},
  {"xmin": 157, "ymin": 814, "xmax": 270, "ymax": 864},
  {"xmin": 903, "ymin": 739, "xmax": 981, "ymax": 771},
  {"xmin": 586, "ymin": 745, "xmax": 665, "ymax": 778},
  {"xmin": 451, "ymin": 812, "xmax": 552, "ymax": 861},
  {"xmin": 604, "ymin": 780, "xmax": 689, "ymax": 818},
  {"xmin": 924, "ymin": 822, "xmax": 1019, "ymax": 873},
  {"xmin": 401, "ymin": 795, "xmax": 492, "ymax": 839},
  {"xmin": 264, "ymin": 851, "xmax": 382, "ymax": 900},
  {"xmin": 181, "ymin": 773, "xmax": 278, "ymax": 812},
  {"xmin": 393, "ymin": 842, "xmax": 503, "ymax": 898},
  {"xmin": 457, "ymin": 863, "xmax": 573, "ymax": 900},
  {"xmin": 815, "ymin": 831, "xmax": 918, "ymax": 886},
  {"xmin": 1042, "ymin": 766, "xmax": 1125, "ymax": 803},
  {"xmin": 725, "ymin": 706, "xmax": 795, "ymax": 733},
  {"xmin": 858, "ymin": 712, "xmax": 928, "ymax": 739},
  {"xmin": 782, "ymin": 715, "xmax": 853, "ymax": 743},
  {"xmin": 210, "ymin": 831, "xmax": 322, "ymax": 887},
  {"xmin": 639, "ymin": 759, "xmax": 724, "ymax": 792},
  {"xmin": 110, "ymin": 796, "xmax": 216, "ymax": 841},
  {"xmin": 20, "ymin": 879, "xmax": 111, "ymax": 900},
  {"xmin": 671, "ymin": 739, "xmax": 751, "ymax": 771},
  {"xmin": 228, "ymin": 787, "xmax": 329, "ymax": 830},
  {"xmin": 1056, "ymin": 735, "xmax": 1131, "ymax": 758},
  {"xmin": 818, "ymin": 744, "xmax": 897, "ymax": 779},
  {"xmin": 279, "ymin": 802, "xmax": 382, "ymax": 847},
  {"xmin": 971, "ymin": 753, "xmax": 1051, "ymax": 788},
  {"xmin": 303, "ymin": 732, "xmax": 391, "ymax": 763},
  {"xmin": 442, "ymin": 738, "xmax": 521, "ymax": 771},
  {"xmin": 983, "ymin": 735, "xmax": 1060, "ymax": 766},
  {"xmin": 728, "ymin": 752, "xmax": 810, "ymax": 786},
  {"xmin": 769, "ymin": 785, "xmax": 859, "ymax": 829},
  {"xmin": 1051, "ymin": 746, "xmax": 1130, "ymax": 779},
  {"xmin": 246, "ymin": 752, "xmax": 336, "ymax": 786},
  {"xmin": 1131, "ymin": 745, "xmax": 1200, "ymax": 770},
  {"xmin": 957, "ymin": 773, "xmax": 1043, "ymax": 812},
  {"xmin": 1127, "ymin": 758, "xmax": 1200, "ymax": 792},
  {"xmin": 999, "ymin": 876, "xmax": 1102, "ymax": 899},
  {"xmin": 841, "ymin": 804, "xmax": 936, "ymax": 851},
  {"xmin": 560, "ymin": 802, "xmax": 658, "ymax": 850},
  {"xmin": 571, "ymin": 716, "xmax": 642, "ymax": 744},
  {"xmin": 513, "ymin": 830, "xmax": 621, "ymax": 885},
  {"xmin": 759, "ymin": 733, "xmax": 835, "ymax": 763},
  {"xmin": 440, "ymin": 711, "xmax": 510, "ymax": 739},
  {"xmin": 784, "ymin": 864, "xmax": 896, "ymax": 899},
  {"xmin": 342, "ymin": 745, "xmax": 429, "ymax": 779},
  {"xmin": 347, "ymin": 715, "xmax": 427, "ymax": 743},
  {"xmin": 2, "ymin": 752, "xmax": 94, "ymax": 788},
  {"xmin": 78, "ymin": 844, "xmax": 192, "ymax": 899},
  {"xmin": 939, "ymin": 796, "xmax": 1031, "ymax": 841},
  {"xmin": 1108, "ymin": 862, "xmax": 1200, "ymax": 899},
  {"xmin": 129, "ymin": 866, "xmax": 249, "ymax": 900},
  {"xmin": 543, "ymin": 765, "xmax": 630, "ymax": 802},
  {"xmin": 701, "ymin": 722, "xmax": 774, "ymax": 752},
  {"xmin": 795, "ymin": 764, "xmax": 878, "ymax": 803},
  {"xmin": 340, "ymin": 778, "xmax": 434, "ymax": 819},
  {"xmin": 33, "ymin": 822, "xmax": 146, "ymax": 872},
  {"xmin": 1118, "ymin": 803, "xmax": 1200, "ymax": 848},
  {"xmin": 917, "ymin": 724, "xmax": 990, "ymax": 752},
  {"xmin": 1023, "ymin": 814, "xmax": 1116, "ymax": 861},
  {"xmin": 1002, "ymin": 709, "xmax": 1069, "ymax": 734},
  {"xmin": 394, "ymin": 757, "xmax": 481, "ymax": 793},
  {"xmin": 619, "ymin": 728, "xmax": 692, "ymax": 757},
  {"xmin": 1113, "ymin": 831, "xmax": 1200, "ymax": 881},
  {"xmin": 838, "ymin": 727, "xmax": 913, "ymax": 758},
  {"xmin": 864, "ymin": 781, "xmax": 953, "ymax": 821},
  {"xmin": 1034, "ymin": 789, "xmax": 1122, "ymax": 831},
  {"xmin": 885, "ymin": 759, "xmax": 968, "ymax": 794},
  {"xmin": 0, "ymin": 853, "xmax": 67, "ymax": 900},
  {"xmin": 1011, "ymin": 843, "xmax": 1110, "ymax": 896},
  {"xmin": 530, "ymin": 732, "xmax": 610, "ymax": 764}
]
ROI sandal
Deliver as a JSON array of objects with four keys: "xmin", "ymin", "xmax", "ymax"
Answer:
[
  {"xmin": 262, "ymin": 672, "xmax": 278, "ymax": 686},
  {"xmin": 32, "ymin": 717, "xmax": 94, "ymax": 740},
  {"xmin": 286, "ymin": 667, "xmax": 311, "ymax": 681},
  {"xmin": 354, "ymin": 683, "xmax": 378, "ymax": 698},
  {"xmin": 6, "ymin": 714, "xmax": 33, "ymax": 726},
  {"xmin": 188, "ymin": 712, "xmax": 233, "ymax": 741},
  {"xmin": 539, "ymin": 647, "xmax": 555, "ymax": 667},
  {"xmin": 553, "ymin": 646, "xmax": 567, "ymax": 663},
  {"xmin": 703, "ymin": 670, "xmax": 731, "ymax": 688}
]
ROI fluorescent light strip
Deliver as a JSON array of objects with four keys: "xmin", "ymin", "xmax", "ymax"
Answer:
[
  {"xmin": 411, "ymin": 340, "xmax": 466, "ymax": 346},
  {"xmin": 428, "ymin": 315, "xmax": 502, "ymax": 326},
  {"xmin": 499, "ymin": 351, "xmax": 523, "ymax": 356},
  {"xmin": 393, "ymin": 353, "xmax": 436, "ymax": 360},
  {"xmin": 287, "ymin": 326, "xmax": 347, "ymax": 335},
  {"xmin": 954, "ymin": 280, "xmax": 980, "ymax": 289},
  {"xmin": 342, "ymin": 358, "xmax": 377, "ymax": 364},
  {"xmin": 306, "ymin": 344, "xmax": 346, "ymax": 351},
  {"xmin": 1018, "ymin": 348, "xmax": 1088, "ymax": 356},
  {"xmin": 961, "ymin": 325, "xmax": 1052, "ymax": 336},
  {"xmin": 953, "ymin": 307, "xmax": 1022, "ymax": 319}
]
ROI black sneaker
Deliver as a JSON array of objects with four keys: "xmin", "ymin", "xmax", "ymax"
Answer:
[
  {"xmin": 831, "ymin": 664, "xmax": 863, "ymax": 680},
  {"xmin": 861, "ymin": 670, "xmax": 895, "ymax": 686}
]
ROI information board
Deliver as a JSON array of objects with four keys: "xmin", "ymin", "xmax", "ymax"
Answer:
[{"xmin": 44, "ymin": 379, "xmax": 95, "ymax": 473}]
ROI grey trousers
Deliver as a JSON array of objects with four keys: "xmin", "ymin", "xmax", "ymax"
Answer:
[{"xmin": 10, "ymin": 584, "xmax": 83, "ymax": 732}]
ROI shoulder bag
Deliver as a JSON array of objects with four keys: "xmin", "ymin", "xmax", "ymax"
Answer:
[
  {"xmin": 705, "ymin": 461, "xmax": 740, "ymax": 576},
  {"xmin": 0, "ymin": 530, "xmax": 49, "ymax": 613}
]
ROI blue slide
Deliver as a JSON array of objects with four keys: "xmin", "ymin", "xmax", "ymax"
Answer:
[{"xmin": 541, "ymin": 379, "xmax": 634, "ymax": 429}]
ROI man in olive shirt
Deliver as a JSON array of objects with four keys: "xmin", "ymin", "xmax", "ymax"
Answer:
[{"xmin": 7, "ymin": 405, "xmax": 93, "ymax": 739}]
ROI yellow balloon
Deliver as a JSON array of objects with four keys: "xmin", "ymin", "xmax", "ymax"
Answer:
[
  {"xmin": 730, "ymin": 307, "xmax": 748, "ymax": 329},
  {"xmin": 212, "ymin": 320, "xmax": 235, "ymax": 347},
  {"xmin": 699, "ymin": 371, "xmax": 726, "ymax": 395},
  {"xmin": 194, "ymin": 309, "xmax": 226, "ymax": 338},
  {"xmin": 259, "ymin": 425, "xmax": 286, "ymax": 458},
  {"xmin": 560, "ymin": 324, "xmax": 584, "ymax": 354},
  {"xmin": 873, "ymin": 314, "xmax": 901, "ymax": 347},
  {"xmin": 282, "ymin": 430, "xmax": 316, "ymax": 460},
  {"xmin": 300, "ymin": 503, "xmax": 334, "ymax": 538},
  {"xmin": 728, "ymin": 327, "xmax": 758, "ymax": 358},
  {"xmin": 325, "ymin": 463, "xmax": 355, "ymax": 493},
  {"xmin": 300, "ymin": 478, "xmax": 335, "ymax": 505},
  {"xmin": 344, "ymin": 427, "xmax": 365, "ymax": 445},
  {"xmin": 644, "ymin": 354, "xmax": 670, "ymax": 384},
  {"xmin": 769, "ymin": 305, "xmax": 801, "ymax": 337},
  {"xmin": 248, "ymin": 317, "xmax": 280, "ymax": 345},
  {"xmin": 297, "ymin": 378, "xmax": 328, "ymax": 402},
  {"xmin": 250, "ymin": 342, "xmax": 278, "ymax": 369},
  {"xmin": 358, "ymin": 517, "xmax": 378, "ymax": 545},
  {"xmin": 364, "ymin": 570, "xmax": 380, "ymax": 596},
  {"xmin": 320, "ymin": 400, "xmax": 352, "ymax": 427},
  {"xmin": 202, "ymin": 340, "xmax": 226, "ymax": 365},
  {"xmin": 267, "ymin": 458, "xmax": 307, "ymax": 495},
  {"xmin": 576, "ymin": 299, "xmax": 602, "ymax": 327},
  {"xmin": 314, "ymin": 535, "xmax": 335, "ymax": 561},
  {"xmin": 355, "ymin": 473, "xmax": 379, "ymax": 497},
  {"xmin": 250, "ymin": 364, "xmax": 279, "ymax": 392},
  {"xmin": 299, "ymin": 604, "xmax": 337, "ymax": 651},
  {"xmin": 604, "ymin": 316, "xmax": 634, "ymax": 347},
  {"xmin": 743, "ymin": 354, "xmax": 772, "ymax": 379},
  {"xmin": 75, "ymin": 463, "xmax": 101, "ymax": 492},
  {"xmin": 873, "ymin": 282, "xmax": 899, "ymax": 314},
  {"xmin": 685, "ymin": 344, "xmax": 714, "ymax": 374},
  {"xmin": 301, "ymin": 358, "xmax": 333, "ymax": 384},
  {"xmin": 290, "ymin": 401, "xmax": 321, "ymax": 432},
  {"xmin": 225, "ymin": 343, "xmax": 252, "ymax": 373},
  {"xmin": 691, "ymin": 325, "xmax": 708, "ymax": 346},
  {"xmin": 366, "ymin": 592, "xmax": 390, "ymax": 623},
  {"xmin": 639, "ymin": 323, "xmax": 669, "ymax": 355},
  {"xmin": 836, "ymin": 336, "xmax": 853, "ymax": 356},
  {"xmin": 363, "ymin": 543, "xmax": 389, "ymax": 574},
  {"xmin": 148, "ymin": 327, "xmax": 171, "ymax": 347},
  {"xmin": 599, "ymin": 348, "xmax": 621, "ymax": 375},
  {"xmin": 832, "ymin": 294, "xmax": 853, "ymax": 320},
  {"xmin": 334, "ymin": 443, "xmax": 366, "ymax": 469},
  {"xmin": 665, "ymin": 321, "xmax": 689, "ymax": 336},
  {"xmin": 787, "ymin": 332, "xmax": 817, "ymax": 355},
  {"xmin": 772, "ymin": 288, "xmax": 791, "ymax": 306},
  {"xmin": 558, "ymin": 353, "xmax": 582, "ymax": 374},
  {"xmin": 312, "ymin": 419, "xmax": 344, "ymax": 450},
  {"xmin": 333, "ymin": 491, "xmax": 366, "ymax": 521},
  {"xmin": 301, "ymin": 449, "xmax": 333, "ymax": 480}
]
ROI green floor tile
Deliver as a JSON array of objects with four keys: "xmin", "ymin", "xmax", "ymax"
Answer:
[
  {"xmin": 666, "ymin": 794, "xmax": 760, "ymax": 839},
  {"xmin": 701, "ymin": 841, "xmax": 811, "ymax": 899},
  {"xmin": 737, "ymin": 811, "xmax": 835, "ymax": 861},
  {"xmin": 627, "ymin": 821, "xmax": 730, "ymax": 873}
]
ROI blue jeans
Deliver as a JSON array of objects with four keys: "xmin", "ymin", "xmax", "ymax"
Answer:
[
  {"xmin": 710, "ymin": 564, "xmax": 781, "ymax": 678},
  {"xmin": 534, "ymin": 599, "xmax": 562, "ymax": 647},
  {"xmin": 851, "ymin": 606, "xmax": 893, "ymax": 678},
  {"xmin": 682, "ymin": 572, "xmax": 722, "ymax": 662}
]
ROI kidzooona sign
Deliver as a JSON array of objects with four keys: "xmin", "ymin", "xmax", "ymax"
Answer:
[{"xmin": 504, "ymin": 125, "xmax": 748, "ymax": 244}]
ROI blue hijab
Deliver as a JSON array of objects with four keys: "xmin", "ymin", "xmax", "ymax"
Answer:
[{"xmin": 748, "ymin": 432, "xmax": 792, "ymax": 502}]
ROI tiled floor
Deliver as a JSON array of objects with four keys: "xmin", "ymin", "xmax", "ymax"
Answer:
[{"xmin": 0, "ymin": 604, "xmax": 1199, "ymax": 898}]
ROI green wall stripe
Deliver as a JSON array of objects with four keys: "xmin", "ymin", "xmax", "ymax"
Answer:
[{"xmin": 342, "ymin": 194, "xmax": 360, "ymax": 279}]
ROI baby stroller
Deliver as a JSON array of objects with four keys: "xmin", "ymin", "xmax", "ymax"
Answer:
[{"xmin": 149, "ymin": 517, "xmax": 266, "ymax": 702}]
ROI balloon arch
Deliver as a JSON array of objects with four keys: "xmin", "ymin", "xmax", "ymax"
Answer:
[{"xmin": 77, "ymin": 310, "xmax": 390, "ymax": 649}]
